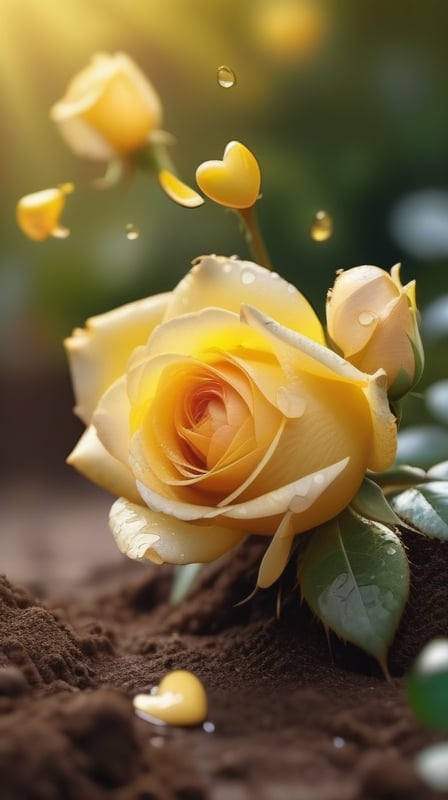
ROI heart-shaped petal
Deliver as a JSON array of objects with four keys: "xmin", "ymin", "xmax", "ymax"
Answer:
[
  {"xmin": 196, "ymin": 141, "xmax": 261, "ymax": 209},
  {"xmin": 133, "ymin": 670, "xmax": 208, "ymax": 726}
]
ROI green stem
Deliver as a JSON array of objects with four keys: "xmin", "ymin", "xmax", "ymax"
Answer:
[{"xmin": 238, "ymin": 205, "xmax": 273, "ymax": 270}]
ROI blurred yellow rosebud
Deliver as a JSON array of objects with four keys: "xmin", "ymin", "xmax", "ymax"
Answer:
[
  {"xmin": 326, "ymin": 264, "xmax": 424, "ymax": 400},
  {"xmin": 16, "ymin": 183, "xmax": 74, "ymax": 242},
  {"xmin": 50, "ymin": 53, "xmax": 162, "ymax": 161},
  {"xmin": 196, "ymin": 141, "xmax": 261, "ymax": 209}
]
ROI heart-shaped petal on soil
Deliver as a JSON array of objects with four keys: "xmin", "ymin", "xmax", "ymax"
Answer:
[
  {"xmin": 196, "ymin": 140, "xmax": 261, "ymax": 209},
  {"xmin": 133, "ymin": 670, "xmax": 208, "ymax": 726}
]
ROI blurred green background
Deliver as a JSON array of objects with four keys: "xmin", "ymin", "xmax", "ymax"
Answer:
[{"xmin": 2, "ymin": 0, "xmax": 448, "ymax": 479}]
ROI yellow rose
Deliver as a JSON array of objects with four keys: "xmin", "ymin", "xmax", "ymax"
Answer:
[
  {"xmin": 326, "ymin": 264, "xmax": 424, "ymax": 400},
  {"xmin": 66, "ymin": 256, "xmax": 397, "ymax": 588},
  {"xmin": 51, "ymin": 53, "xmax": 162, "ymax": 161}
]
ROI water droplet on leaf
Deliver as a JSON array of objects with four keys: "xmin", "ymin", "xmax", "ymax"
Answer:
[
  {"xmin": 310, "ymin": 210, "xmax": 333, "ymax": 242},
  {"xmin": 217, "ymin": 65, "xmax": 236, "ymax": 88},
  {"xmin": 126, "ymin": 223, "xmax": 140, "ymax": 240}
]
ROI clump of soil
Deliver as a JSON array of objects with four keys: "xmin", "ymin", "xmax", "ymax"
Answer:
[{"xmin": 0, "ymin": 530, "xmax": 447, "ymax": 799}]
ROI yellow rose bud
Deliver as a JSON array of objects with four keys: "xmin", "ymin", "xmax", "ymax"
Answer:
[
  {"xmin": 196, "ymin": 141, "xmax": 261, "ymax": 209},
  {"xmin": 16, "ymin": 183, "xmax": 73, "ymax": 242},
  {"xmin": 326, "ymin": 264, "xmax": 424, "ymax": 400},
  {"xmin": 50, "ymin": 53, "xmax": 162, "ymax": 161},
  {"xmin": 66, "ymin": 256, "xmax": 397, "ymax": 589}
]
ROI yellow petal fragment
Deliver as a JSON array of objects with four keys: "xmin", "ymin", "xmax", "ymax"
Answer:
[
  {"xmin": 158, "ymin": 170, "xmax": 204, "ymax": 208},
  {"xmin": 133, "ymin": 670, "xmax": 207, "ymax": 727},
  {"xmin": 16, "ymin": 184, "xmax": 73, "ymax": 242},
  {"xmin": 196, "ymin": 141, "xmax": 261, "ymax": 209}
]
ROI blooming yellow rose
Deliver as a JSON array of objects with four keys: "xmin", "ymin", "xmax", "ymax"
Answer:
[
  {"xmin": 326, "ymin": 264, "xmax": 424, "ymax": 400},
  {"xmin": 66, "ymin": 256, "xmax": 397, "ymax": 588},
  {"xmin": 51, "ymin": 53, "xmax": 162, "ymax": 161}
]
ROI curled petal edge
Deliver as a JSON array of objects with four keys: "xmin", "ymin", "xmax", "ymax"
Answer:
[{"xmin": 109, "ymin": 497, "xmax": 247, "ymax": 565}]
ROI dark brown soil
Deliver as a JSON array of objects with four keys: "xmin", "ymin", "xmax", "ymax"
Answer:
[{"xmin": 1, "ymin": 523, "xmax": 448, "ymax": 799}]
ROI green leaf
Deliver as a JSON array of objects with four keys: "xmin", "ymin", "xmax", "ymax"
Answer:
[
  {"xmin": 299, "ymin": 509, "xmax": 409, "ymax": 671},
  {"xmin": 396, "ymin": 425, "xmax": 448, "ymax": 470},
  {"xmin": 428, "ymin": 460, "xmax": 448, "ymax": 480},
  {"xmin": 426, "ymin": 380, "xmax": 448, "ymax": 425},
  {"xmin": 370, "ymin": 464, "xmax": 427, "ymax": 491},
  {"xmin": 350, "ymin": 477, "xmax": 402, "ymax": 526},
  {"xmin": 407, "ymin": 638, "xmax": 448, "ymax": 730},
  {"xmin": 390, "ymin": 482, "xmax": 448, "ymax": 539},
  {"xmin": 170, "ymin": 563, "xmax": 204, "ymax": 604}
]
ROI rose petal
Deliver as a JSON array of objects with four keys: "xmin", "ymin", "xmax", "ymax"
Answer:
[
  {"xmin": 136, "ymin": 457, "xmax": 349, "ymax": 524},
  {"xmin": 67, "ymin": 425, "xmax": 140, "ymax": 502},
  {"xmin": 163, "ymin": 255, "xmax": 325, "ymax": 344},
  {"xmin": 241, "ymin": 304, "xmax": 397, "ymax": 473},
  {"xmin": 109, "ymin": 497, "xmax": 247, "ymax": 564},
  {"xmin": 256, "ymin": 512, "xmax": 295, "ymax": 588},
  {"xmin": 93, "ymin": 375, "xmax": 131, "ymax": 466},
  {"xmin": 65, "ymin": 292, "xmax": 169, "ymax": 424}
]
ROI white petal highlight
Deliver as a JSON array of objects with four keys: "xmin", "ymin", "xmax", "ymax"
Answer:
[{"xmin": 109, "ymin": 497, "xmax": 246, "ymax": 564}]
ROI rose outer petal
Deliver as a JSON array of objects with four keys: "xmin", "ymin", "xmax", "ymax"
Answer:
[
  {"xmin": 109, "ymin": 497, "xmax": 247, "ymax": 564},
  {"xmin": 65, "ymin": 292, "xmax": 169, "ymax": 425},
  {"xmin": 67, "ymin": 425, "xmax": 141, "ymax": 503},
  {"xmin": 163, "ymin": 255, "xmax": 325, "ymax": 345}
]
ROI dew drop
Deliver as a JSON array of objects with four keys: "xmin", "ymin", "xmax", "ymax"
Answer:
[
  {"xmin": 203, "ymin": 721, "xmax": 215, "ymax": 733},
  {"xmin": 358, "ymin": 311, "xmax": 377, "ymax": 326},
  {"xmin": 333, "ymin": 736, "xmax": 345, "ymax": 749},
  {"xmin": 287, "ymin": 283, "xmax": 296, "ymax": 294},
  {"xmin": 313, "ymin": 473, "xmax": 325, "ymax": 485},
  {"xmin": 126, "ymin": 223, "xmax": 140, "ymax": 240},
  {"xmin": 310, "ymin": 210, "xmax": 333, "ymax": 242},
  {"xmin": 386, "ymin": 546, "xmax": 396, "ymax": 555},
  {"xmin": 217, "ymin": 65, "xmax": 236, "ymax": 88},
  {"xmin": 241, "ymin": 268, "xmax": 256, "ymax": 285}
]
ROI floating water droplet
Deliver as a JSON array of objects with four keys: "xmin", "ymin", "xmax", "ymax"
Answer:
[
  {"xmin": 333, "ymin": 736, "xmax": 345, "ymax": 749},
  {"xmin": 126, "ymin": 223, "xmax": 140, "ymax": 240},
  {"xmin": 217, "ymin": 65, "xmax": 236, "ymax": 88},
  {"xmin": 203, "ymin": 721, "xmax": 215, "ymax": 733},
  {"xmin": 241, "ymin": 268, "xmax": 256, "ymax": 285},
  {"xmin": 310, "ymin": 210, "xmax": 333, "ymax": 242},
  {"xmin": 358, "ymin": 311, "xmax": 377, "ymax": 326}
]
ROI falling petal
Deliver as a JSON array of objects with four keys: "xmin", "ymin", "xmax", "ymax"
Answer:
[{"xmin": 158, "ymin": 170, "xmax": 204, "ymax": 208}]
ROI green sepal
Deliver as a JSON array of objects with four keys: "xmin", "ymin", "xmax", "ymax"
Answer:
[{"xmin": 350, "ymin": 476, "xmax": 402, "ymax": 526}]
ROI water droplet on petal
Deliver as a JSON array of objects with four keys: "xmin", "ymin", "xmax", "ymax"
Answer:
[
  {"xmin": 223, "ymin": 262, "xmax": 233, "ymax": 273},
  {"xmin": 310, "ymin": 210, "xmax": 333, "ymax": 242},
  {"xmin": 313, "ymin": 473, "xmax": 325, "ymax": 485},
  {"xmin": 126, "ymin": 223, "xmax": 140, "ymax": 240},
  {"xmin": 358, "ymin": 311, "xmax": 377, "ymax": 326},
  {"xmin": 287, "ymin": 283, "xmax": 296, "ymax": 294},
  {"xmin": 217, "ymin": 65, "xmax": 236, "ymax": 88},
  {"xmin": 241, "ymin": 268, "xmax": 256, "ymax": 285},
  {"xmin": 386, "ymin": 545, "xmax": 396, "ymax": 555}
]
